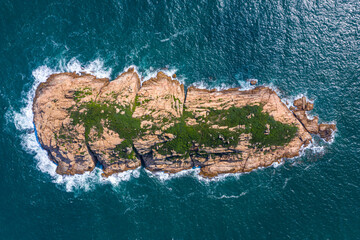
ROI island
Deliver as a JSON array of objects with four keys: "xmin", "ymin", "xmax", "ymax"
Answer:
[{"xmin": 33, "ymin": 68, "xmax": 336, "ymax": 177}]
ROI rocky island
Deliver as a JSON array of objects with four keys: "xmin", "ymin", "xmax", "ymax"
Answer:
[{"xmin": 33, "ymin": 68, "xmax": 336, "ymax": 177}]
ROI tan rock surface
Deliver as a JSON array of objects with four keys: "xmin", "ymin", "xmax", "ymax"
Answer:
[
  {"xmin": 291, "ymin": 97, "xmax": 336, "ymax": 140},
  {"xmin": 185, "ymin": 86, "xmax": 312, "ymax": 177},
  {"xmin": 33, "ymin": 70, "xmax": 336, "ymax": 178},
  {"xmin": 88, "ymin": 68, "xmax": 142, "ymax": 176},
  {"xmin": 132, "ymin": 71, "xmax": 185, "ymax": 121},
  {"xmin": 33, "ymin": 73, "xmax": 108, "ymax": 174},
  {"xmin": 33, "ymin": 69, "xmax": 142, "ymax": 176},
  {"xmin": 132, "ymin": 72, "xmax": 189, "ymax": 172}
]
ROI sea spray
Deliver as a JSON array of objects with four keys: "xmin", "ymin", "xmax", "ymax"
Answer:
[
  {"xmin": 192, "ymin": 80, "xmax": 237, "ymax": 91},
  {"xmin": 8, "ymin": 59, "xmax": 143, "ymax": 192},
  {"xmin": 9, "ymin": 59, "xmax": 334, "ymax": 192},
  {"xmin": 141, "ymin": 66, "xmax": 183, "ymax": 84}
]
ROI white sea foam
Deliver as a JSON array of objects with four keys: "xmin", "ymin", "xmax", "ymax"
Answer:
[
  {"xmin": 191, "ymin": 80, "xmax": 236, "ymax": 91},
  {"xmin": 214, "ymin": 191, "xmax": 248, "ymax": 199},
  {"xmin": 141, "ymin": 66, "xmax": 182, "ymax": 84},
  {"xmin": 58, "ymin": 57, "xmax": 112, "ymax": 78},
  {"xmin": 191, "ymin": 81, "xmax": 210, "ymax": 89},
  {"xmin": 9, "ymin": 59, "xmax": 335, "ymax": 190},
  {"xmin": 145, "ymin": 168, "xmax": 200, "ymax": 182},
  {"xmin": 295, "ymin": 139, "xmax": 326, "ymax": 160},
  {"xmin": 195, "ymin": 171, "xmax": 248, "ymax": 183},
  {"xmin": 159, "ymin": 29, "xmax": 191, "ymax": 43},
  {"xmin": 237, "ymin": 79, "xmax": 257, "ymax": 91},
  {"xmin": 271, "ymin": 160, "xmax": 284, "ymax": 168},
  {"xmin": 123, "ymin": 65, "xmax": 140, "ymax": 77},
  {"xmin": 282, "ymin": 177, "xmax": 292, "ymax": 189},
  {"xmin": 192, "ymin": 78, "xmax": 280, "ymax": 92},
  {"xmin": 160, "ymin": 38, "xmax": 170, "ymax": 42},
  {"xmin": 8, "ymin": 58, "xmax": 147, "ymax": 192}
]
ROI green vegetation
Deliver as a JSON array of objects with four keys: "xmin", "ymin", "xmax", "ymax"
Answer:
[
  {"xmin": 206, "ymin": 105, "xmax": 298, "ymax": 147},
  {"xmin": 142, "ymin": 99, "xmax": 151, "ymax": 104},
  {"xmin": 156, "ymin": 105, "xmax": 298, "ymax": 156},
  {"xmin": 156, "ymin": 117, "xmax": 240, "ymax": 156},
  {"xmin": 64, "ymin": 92, "xmax": 297, "ymax": 160},
  {"xmin": 73, "ymin": 87, "xmax": 92, "ymax": 102},
  {"xmin": 173, "ymin": 96, "xmax": 180, "ymax": 103},
  {"xmin": 69, "ymin": 100, "xmax": 141, "ymax": 158},
  {"xmin": 132, "ymin": 95, "xmax": 141, "ymax": 112},
  {"xmin": 113, "ymin": 140, "xmax": 136, "ymax": 160}
]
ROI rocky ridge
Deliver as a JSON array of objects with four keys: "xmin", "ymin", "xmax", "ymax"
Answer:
[{"xmin": 33, "ymin": 69, "xmax": 336, "ymax": 177}]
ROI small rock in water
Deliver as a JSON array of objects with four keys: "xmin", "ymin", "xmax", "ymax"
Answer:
[
  {"xmin": 33, "ymin": 69, "xmax": 335, "ymax": 178},
  {"xmin": 247, "ymin": 79, "xmax": 258, "ymax": 85}
]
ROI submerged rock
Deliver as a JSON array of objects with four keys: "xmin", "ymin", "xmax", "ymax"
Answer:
[{"xmin": 33, "ymin": 70, "xmax": 336, "ymax": 178}]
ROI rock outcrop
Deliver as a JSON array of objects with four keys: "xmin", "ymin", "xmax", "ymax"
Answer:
[
  {"xmin": 87, "ymin": 68, "xmax": 142, "ymax": 176},
  {"xmin": 33, "ymin": 68, "xmax": 142, "ymax": 176},
  {"xmin": 33, "ymin": 70, "xmax": 336, "ymax": 178},
  {"xmin": 132, "ymin": 72, "xmax": 190, "ymax": 173},
  {"xmin": 291, "ymin": 96, "xmax": 336, "ymax": 141},
  {"xmin": 184, "ymin": 87, "xmax": 313, "ymax": 177}
]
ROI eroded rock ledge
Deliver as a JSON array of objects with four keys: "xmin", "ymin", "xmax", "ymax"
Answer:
[{"xmin": 33, "ymin": 68, "xmax": 336, "ymax": 177}]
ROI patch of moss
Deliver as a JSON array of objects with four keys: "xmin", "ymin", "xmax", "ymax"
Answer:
[
  {"xmin": 113, "ymin": 139, "xmax": 136, "ymax": 160},
  {"xmin": 156, "ymin": 105, "xmax": 297, "ymax": 155},
  {"xmin": 66, "ymin": 96, "xmax": 297, "ymax": 161},
  {"xmin": 73, "ymin": 87, "xmax": 92, "ymax": 102},
  {"xmin": 162, "ymin": 117, "xmax": 169, "ymax": 123},
  {"xmin": 132, "ymin": 95, "xmax": 141, "ymax": 112},
  {"xmin": 207, "ymin": 105, "xmax": 298, "ymax": 147},
  {"xmin": 173, "ymin": 96, "xmax": 180, "ymax": 103},
  {"xmin": 156, "ymin": 111, "xmax": 241, "ymax": 156},
  {"xmin": 70, "ymin": 101, "xmax": 141, "ymax": 144},
  {"xmin": 142, "ymin": 99, "xmax": 151, "ymax": 104}
]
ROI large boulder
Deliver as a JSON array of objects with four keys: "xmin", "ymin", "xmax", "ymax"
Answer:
[
  {"xmin": 33, "ymin": 73, "xmax": 109, "ymax": 174},
  {"xmin": 132, "ymin": 72, "xmax": 191, "ymax": 173},
  {"xmin": 292, "ymin": 97, "xmax": 336, "ymax": 140}
]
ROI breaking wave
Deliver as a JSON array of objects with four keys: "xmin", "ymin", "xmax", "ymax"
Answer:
[
  {"xmin": 141, "ymin": 66, "xmax": 186, "ymax": 85},
  {"xmin": 7, "ymin": 58, "xmax": 334, "ymax": 192},
  {"xmin": 7, "ymin": 58, "xmax": 144, "ymax": 192}
]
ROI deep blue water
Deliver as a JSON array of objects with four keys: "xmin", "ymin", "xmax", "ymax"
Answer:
[{"xmin": 1, "ymin": 0, "xmax": 360, "ymax": 239}]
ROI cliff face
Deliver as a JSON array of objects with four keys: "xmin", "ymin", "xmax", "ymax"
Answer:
[
  {"xmin": 131, "ymin": 72, "xmax": 191, "ymax": 173},
  {"xmin": 33, "ymin": 70, "xmax": 336, "ymax": 177},
  {"xmin": 33, "ymin": 68, "xmax": 141, "ymax": 176}
]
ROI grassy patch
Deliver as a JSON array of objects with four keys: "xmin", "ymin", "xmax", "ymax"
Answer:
[
  {"xmin": 156, "ymin": 105, "xmax": 297, "ymax": 155},
  {"xmin": 132, "ymin": 95, "xmax": 141, "ymax": 112},
  {"xmin": 69, "ymin": 101, "xmax": 141, "ymax": 156},
  {"xmin": 207, "ymin": 105, "xmax": 298, "ymax": 147},
  {"xmin": 73, "ymin": 87, "xmax": 92, "ymax": 102},
  {"xmin": 65, "ymin": 96, "xmax": 297, "ymax": 161}
]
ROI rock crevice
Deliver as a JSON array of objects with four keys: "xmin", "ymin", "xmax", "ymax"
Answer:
[{"xmin": 33, "ymin": 70, "xmax": 336, "ymax": 177}]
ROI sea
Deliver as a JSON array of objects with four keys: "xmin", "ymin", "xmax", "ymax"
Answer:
[{"xmin": 0, "ymin": 0, "xmax": 359, "ymax": 239}]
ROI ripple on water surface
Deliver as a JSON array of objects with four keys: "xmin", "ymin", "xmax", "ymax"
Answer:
[{"xmin": 7, "ymin": 58, "xmax": 333, "ymax": 192}]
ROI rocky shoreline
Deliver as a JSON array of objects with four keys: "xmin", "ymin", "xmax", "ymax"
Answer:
[{"xmin": 32, "ymin": 68, "xmax": 336, "ymax": 178}]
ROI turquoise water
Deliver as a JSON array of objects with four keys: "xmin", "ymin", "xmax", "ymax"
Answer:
[{"xmin": 1, "ymin": 0, "xmax": 359, "ymax": 239}]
